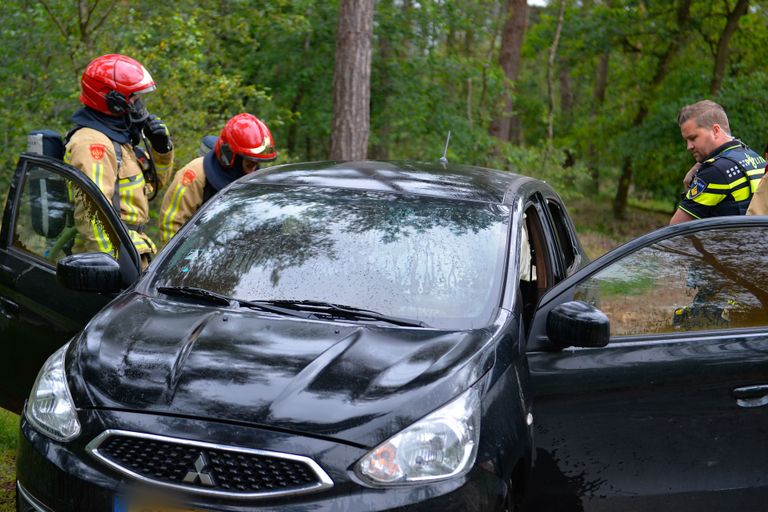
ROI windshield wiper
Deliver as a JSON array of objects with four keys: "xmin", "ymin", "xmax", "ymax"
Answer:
[
  {"xmin": 258, "ymin": 300, "xmax": 428, "ymax": 328},
  {"xmin": 157, "ymin": 286, "xmax": 234, "ymax": 306},
  {"xmin": 156, "ymin": 287, "xmax": 312, "ymax": 319}
]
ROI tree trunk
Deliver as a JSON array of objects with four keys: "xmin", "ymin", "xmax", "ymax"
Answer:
[
  {"xmin": 588, "ymin": 50, "xmax": 609, "ymax": 194},
  {"xmin": 546, "ymin": 0, "xmax": 567, "ymax": 145},
  {"xmin": 612, "ymin": 0, "xmax": 693, "ymax": 219},
  {"xmin": 709, "ymin": 0, "xmax": 749, "ymax": 95},
  {"xmin": 330, "ymin": 0, "xmax": 374, "ymax": 161},
  {"xmin": 559, "ymin": 65, "xmax": 574, "ymax": 115},
  {"xmin": 489, "ymin": 0, "xmax": 528, "ymax": 144}
]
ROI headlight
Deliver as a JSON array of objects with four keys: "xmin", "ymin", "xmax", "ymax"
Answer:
[
  {"xmin": 25, "ymin": 343, "xmax": 80, "ymax": 441},
  {"xmin": 356, "ymin": 386, "xmax": 481, "ymax": 485}
]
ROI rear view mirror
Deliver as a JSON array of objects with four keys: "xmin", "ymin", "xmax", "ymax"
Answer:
[
  {"xmin": 57, "ymin": 252, "xmax": 121, "ymax": 293},
  {"xmin": 546, "ymin": 300, "xmax": 609, "ymax": 349}
]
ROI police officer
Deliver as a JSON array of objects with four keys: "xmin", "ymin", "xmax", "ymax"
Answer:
[
  {"xmin": 66, "ymin": 54, "xmax": 174, "ymax": 268},
  {"xmin": 671, "ymin": 100, "xmax": 765, "ymax": 225},
  {"xmin": 159, "ymin": 113, "xmax": 276, "ymax": 244},
  {"xmin": 670, "ymin": 101, "xmax": 766, "ymax": 328},
  {"xmin": 746, "ymin": 143, "xmax": 768, "ymax": 215}
]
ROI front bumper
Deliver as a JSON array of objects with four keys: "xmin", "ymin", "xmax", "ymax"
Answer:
[{"xmin": 17, "ymin": 410, "xmax": 510, "ymax": 512}]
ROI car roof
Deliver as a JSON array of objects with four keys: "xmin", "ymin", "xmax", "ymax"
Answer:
[{"xmin": 242, "ymin": 160, "xmax": 544, "ymax": 205}]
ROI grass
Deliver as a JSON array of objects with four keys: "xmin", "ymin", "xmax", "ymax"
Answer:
[{"xmin": 0, "ymin": 409, "xmax": 17, "ymax": 512}]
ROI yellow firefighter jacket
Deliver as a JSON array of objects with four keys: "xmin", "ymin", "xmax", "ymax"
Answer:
[
  {"xmin": 65, "ymin": 127, "xmax": 173, "ymax": 259},
  {"xmin": 159, "ymin": 157, "xmax": 207, "ymax": 245},
  {"xmin": 747, "ymin": 174, "xmax": 768, "ymax": 215}
]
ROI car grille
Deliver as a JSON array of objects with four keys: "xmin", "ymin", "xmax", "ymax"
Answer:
[{"xmin": 86, "ymin": 430, "xmax": 333, "ymax": 498}]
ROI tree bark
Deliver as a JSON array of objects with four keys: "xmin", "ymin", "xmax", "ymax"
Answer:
[
  {"xmin": 330, "ymin": 0, "xmax": 374, "ymax": 161},
  {"xmin": 613, "ymin": 0, "xmax": 693, "ymax": 219},
  {"xmin": 546, "ymin": 0, "xmax": 567, "ymax": 145},
  {"xmin": 489, "ymin": 0, "xmax": 528, "ymax": 144},
  {"xmin": 559, "ymin": 65, "xmax": 574, "ymax": 115},
  {"xmin": 588, "ymin": 50, "xmax": 610, "ymax": 194},
  {"xmin": 709, "ymin": 0, "xmax": 749, "ymax": 95}
]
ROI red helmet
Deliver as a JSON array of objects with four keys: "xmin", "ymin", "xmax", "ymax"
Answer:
[
  {"xmin": 215, "ymin": 114, "xmax": 277, "ymax": 168},
  {"xmin": 80, "ymin": 54, "xmax": 156, "ymax": 118}
]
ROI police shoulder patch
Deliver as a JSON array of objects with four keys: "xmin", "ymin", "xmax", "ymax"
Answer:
[{"xmin": 687, "ymin": 176, "xmax": 708, "ymax": 199}]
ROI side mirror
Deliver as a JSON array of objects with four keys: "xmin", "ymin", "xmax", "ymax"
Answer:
[
  {"xmin": 57, "ymin": 252, "xmax": 122, "ymax": 293},
  {"xmin": 546, "ymin": 300, "xmax": 610, "ymax": 349}
]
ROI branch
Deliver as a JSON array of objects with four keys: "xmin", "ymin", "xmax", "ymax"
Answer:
[
  {"xmin": 688, "ymin": 235, "xmax": 768, "ymax": 308},
  {"xmin": 657, "ymin": 236, "xmax": 768, "ymax": 310},
  {"xmin": 91, "ymin": 0, "xmax": 120, "ymax": 35},
  {"xmin": 38, "ymin": 0, "xmax": 70, "ymax": 42},
  {"xmin": 621, "ymin": 37, "xmax": 643, "ymax": 54}
]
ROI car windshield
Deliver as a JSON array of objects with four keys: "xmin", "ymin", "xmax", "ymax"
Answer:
[{"xmin": 152, "ymin": 185, "xmax": 510, "ymax": 329}]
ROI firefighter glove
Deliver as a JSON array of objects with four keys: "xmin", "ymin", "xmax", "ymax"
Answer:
[{"xmin": 143, "ymin": 115, "xmax": 172, "ymax": 153}]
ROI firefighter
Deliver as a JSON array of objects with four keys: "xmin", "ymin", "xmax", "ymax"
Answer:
[
  {"xmin": 65, "ymin": 53, "xmax": 174, "ymax": 269},
  {"xmin": 159, "ymin": 113, "xmax": 276, "ymax": 244},
  {"xmin": 746, "ymin": 142, "xmax": 768, "ymax": 215},
  {"xmin": 671, "ymin": 100, "xmax": 766, "ymax": 225}
]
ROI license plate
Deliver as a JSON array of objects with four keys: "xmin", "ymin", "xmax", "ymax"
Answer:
[{"xmin": 114, "ymin": 496, "xmax": 203, "ymax": 512}]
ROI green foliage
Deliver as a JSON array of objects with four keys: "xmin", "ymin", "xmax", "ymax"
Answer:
[
  {"xmin": 1, "ymin": 0, "xmax": 767, "ymax": 216},
  {"xmin": 0, "ymin": 409, "xmax": 17, "ymax": 512}
]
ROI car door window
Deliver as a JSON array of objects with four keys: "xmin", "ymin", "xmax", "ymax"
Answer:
[
  {"xmin": 12, "ymin": 164, "xmax": 121, "ymax": 263},
  {"xmin": 572, "ymin": 225, "xmax": 768, "ymax": 337},
  {"xmin": 546, "ymin": 200, "xmax": 577, "ymax": 272},
  {"xmin": 519, "ymin": 205, "xmax": 553, "ymax": 330},
  {"xmin": 526, "ymin": 219, "xmax": 768, "ymax": 508}
]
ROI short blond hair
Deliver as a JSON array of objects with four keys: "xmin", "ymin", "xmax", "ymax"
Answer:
[{"xmin": 678, "ymin": 100, "xmax": 731, "ymax": 134}]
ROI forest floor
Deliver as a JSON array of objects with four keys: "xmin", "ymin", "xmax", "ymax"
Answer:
[{"xmin": 568, "ymin": 196, "xmax": 672, "ymax": 259}]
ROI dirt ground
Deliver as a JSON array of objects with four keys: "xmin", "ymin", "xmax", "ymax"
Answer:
[{"xmin": 567, "ymin": 198, "xmax": 671, "ymax": 259}]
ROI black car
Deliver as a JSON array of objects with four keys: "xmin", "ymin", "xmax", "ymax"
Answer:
[{"xmin": 1, "ymin": 154, "xmax": 767, "ymax": 511}]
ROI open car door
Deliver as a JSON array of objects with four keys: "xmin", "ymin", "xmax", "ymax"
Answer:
[
  {"xmin": 0, "ymin": 153, "xmax": 139, "ymax": 413},
  {"xmin": 524, "ymin": 216, "xmax": 768, "ymax": 511}
]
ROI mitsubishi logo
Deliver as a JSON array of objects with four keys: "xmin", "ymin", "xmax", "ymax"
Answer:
[{"xmin": 183, "ymin": 452, "xmax": 216, "ymax": 487}]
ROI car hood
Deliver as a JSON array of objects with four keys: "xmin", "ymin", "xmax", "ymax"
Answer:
[{"xmin": 69, "ymin": 293, "xmax": 496, "ymax": 446}]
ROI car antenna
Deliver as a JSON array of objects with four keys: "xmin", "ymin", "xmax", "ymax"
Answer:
[{"xmin": 439, "ymin": 131, "xmax": 451, "ymax": 164}]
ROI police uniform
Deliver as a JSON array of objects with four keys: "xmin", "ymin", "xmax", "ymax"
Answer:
[
  {"xmin": 747, "ymin": 175, "xmax": 768, "ymax": 215},
  {"xmin": 679, "ymin": 140, "xmax": 766, "ymax": 219},
  {"xmin": 65, "ymin": 127, "xmax": 173, "ymax": 264}
]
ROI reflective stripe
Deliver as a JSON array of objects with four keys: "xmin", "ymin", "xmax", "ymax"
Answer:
[
  {"xmin": 727, "ymin": 176, "xmax": 748, "ymax": 188},
  {"xmin": 92, "ymin": 162, "xmax": 104, "ymax": 190},
  {"xmin": 732, "ymin": 187, "xmax": 751, "ymax": 201},
  {"xmin": 691, "ymin": 191, "xmax": 724, "ymax": 206},
  {"xmin": 161, "ymin": 183, "xmax": 187, "ymax": 242},
  {"xmin": 119, "ymin": 174, "xmax": 145, "ymax": 223},
  {"xmin": 678, "ymin": 205, "xmax": 701, "ymax": 219},
  {"xmin": 89, "ymin": 162, "xmax": 112, "ymax": 251},
  {"xmin": 90, "ymin": 217, "xmax": 113, "ymax": 253},
  {"xmin": 155, "ymin": 160, "xmax": 172, "ymax": 173},
  {"xmin": 129, "ymin": 230, "xmax": 156, "ymax": 254}
]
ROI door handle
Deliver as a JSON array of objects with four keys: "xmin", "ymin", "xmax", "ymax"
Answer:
[
  {"xmin": 0, "ymin": 296, "xmax": 18, "ymax": 328},
  {"xmin": 733, "ymin": 385, "xmax": 768, "ymax": 408}
]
